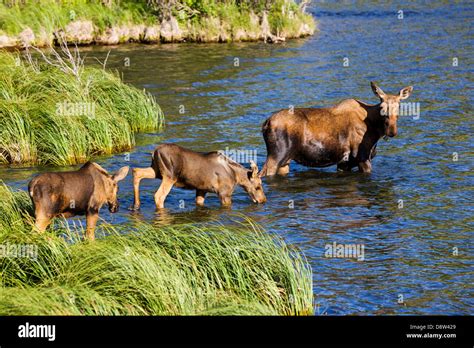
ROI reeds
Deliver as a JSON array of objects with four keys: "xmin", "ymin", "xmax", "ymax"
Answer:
[
  {"xmin": 0, "ymin": 51, "xmax": 164, "ymax": 166},
  {"xmin": 0, "ymin": 183, "xmax": 314, "ymax": 315}
]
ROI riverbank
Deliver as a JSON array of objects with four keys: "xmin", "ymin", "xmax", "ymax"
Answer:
[
  {"xmin": 0, "ymin": 0, "xmax": 316, "ymax": 49},
  {"xmin": 0, "ymin": 183, "xmax": 313, "ymax": 315},
  {"xmin": 0, "ymin": 50, "xmax": 163, "ymax": 166}
]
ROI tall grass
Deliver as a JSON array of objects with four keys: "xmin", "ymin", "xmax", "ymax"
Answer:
[
  {"xmin": 0, "ymin": 0, "xmax": 315, "ymax": 46},
  {"xmin": 0, "ymin": 51, "xmax": 164, "ymax": 166},
  {"xmin": 0, "ymin": 183, "xmax": 314, "ymax": 315},
  {"xmin": 0, "ymin": 0, "xmax": 152, "ymax": 39}
]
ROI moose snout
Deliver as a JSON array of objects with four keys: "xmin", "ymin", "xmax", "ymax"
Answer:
[
  {"xmin": 384, "ymin": 121, "xmax": 398, "ymax": 137},
  {"xmin": 109, "ymin": 202, "xmax": 119, "ymax": 213},
  {"xmin": 386, "ymin": 127, "xmax": 398, "ymax": 137}
]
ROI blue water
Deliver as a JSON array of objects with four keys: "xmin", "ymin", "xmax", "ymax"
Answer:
[{"xmin": 1, "ymin": 1, "xmax": 472, "ymax": 314}]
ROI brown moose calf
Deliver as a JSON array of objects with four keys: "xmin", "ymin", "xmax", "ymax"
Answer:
[
  {"xmin": 28, "ymin": 162, "xmax": 129, "ymax": 240},
  {"xmin": 131, "ymin": 143, "xmax": 266, "ymax": 210}
]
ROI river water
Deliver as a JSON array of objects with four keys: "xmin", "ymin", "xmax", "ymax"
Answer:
[{"xmin": 1, "ymin": 2, "xmax": 472, "ymax": 314}]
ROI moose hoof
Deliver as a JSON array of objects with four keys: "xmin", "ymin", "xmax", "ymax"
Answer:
[{"xmin": 128, "ymin": 205, "xmax": 140, "ymax": 211}]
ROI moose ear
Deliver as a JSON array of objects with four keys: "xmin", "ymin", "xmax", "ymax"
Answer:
[
  {"xmin": 370, "ymin": 81, "xmax": 386, "ymax": 99},
  {"xmin": 399, "ymin": 86, "xmax": 413, "ymax": 100},
  {"xmin": 249, "ymin": 160, "xmax": 259, "ymax": 179},
  {"xmin": 112, "ymin": 166, "xmax": 129, "ymax": 182}
]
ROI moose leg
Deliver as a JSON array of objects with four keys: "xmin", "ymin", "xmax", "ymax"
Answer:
[
  {"xmin": 336, "ymin": 142, "xmax": 352, "ymax": 171},
  {"xmin": 260, "ymin": 156, "xmax": 279, "ymax": 176},
  {"xmin": 358, "ymin": 160, "xmax": 372, "ymax": 173},
  {"xmin": 219, "ymin": 194, "xmax": 232, "ymax": 207},
  {"xmin": 261, "ymin": 120, "xmax": 293, "ymax": 177},
  {"xmin": 261, "ymin": 154, "xmax": 291, "ymax": 177},
  {"xmin": 337, "ymin": 162, "xmax": 351, "ymax": 172},
  {"xmin": 277, "ymin": 161, "xmax": 291, "ymax": 175},
  {"xmin": 370, "ymin": 144, "xmax": 377, "ymax": 160},
  {"xmin": 154, "ymin": 176, "xmax": 176, "ymax": 209},
  {"xmin": 337, "ymin": 156, "xmax": 357, "ymax": 172},
  {"xmin": 196, "ymin": 190, "xmax": 206, "ymax": 206},
  {"xmin": 85, "ymin": 212, "xmax": 99, "ymax": 241},
  {"xmin": 131, "ymin": 167, "xmax": 156, "ymax": 210},
  {"xmin": 218, "ymin": 186, "xmax": 233, "ymax": 207}
]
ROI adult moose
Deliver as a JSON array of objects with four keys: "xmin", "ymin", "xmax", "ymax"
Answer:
[
  {"xmin": 28, "ymin": 162, "xmax": 129, "ymax": 240},
  {"xmin": 130, "ymin": 143, "xmax": 266, "ymax": 210},
  {"xmin": 260, "ymin": 82, "xmax": 413, "ymax": 176}
]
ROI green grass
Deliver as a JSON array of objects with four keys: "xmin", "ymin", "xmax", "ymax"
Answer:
[
  {"xmin": 0, "ymin": 0, "xmax": 152, "ymax": 39},
  {"xmin": 0, "ymin": 51, "xmax": 164, "ymax": 166},
  {"xmin": 0, "ymin": 183, "xmax": 314, "ymax": 315},
  {"xmin": 0, "ymin": 0, "xmax": 316, "ymax": 45},
  {"xmin": 269, "ymin": 1, "xmax": 316, "ymax": 38}
]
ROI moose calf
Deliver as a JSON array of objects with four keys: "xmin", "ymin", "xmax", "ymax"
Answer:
[
  {"xmin": 131, "ymin": 144, "xmax": 266, "ymax": 210},
  {"xmin": 28, "ymin": 162, "xmax": 129, "ymax": 240}
]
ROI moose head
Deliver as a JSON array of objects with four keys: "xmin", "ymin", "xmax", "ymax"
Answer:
[{"xmin": 371, "ymin": 82, "xmax": 413, "ymax": 137}]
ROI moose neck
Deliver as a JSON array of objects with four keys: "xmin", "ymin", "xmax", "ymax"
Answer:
[
  {"xmin": 83, "ymin": 164, "xmax": 108, "ymax": 196},
  {"xmin": 363, "ymin": 102, "xmax": 386, "ymax": 140},
  {"xmin": 229, "ymin": 162, "xmax": 251, "ymax": 187}
]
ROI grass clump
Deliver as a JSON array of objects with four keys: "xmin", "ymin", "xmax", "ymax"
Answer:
[
  {"xmin": 0, "ymin": 51, "xmax": 164, "ymax": 166},
  {"xmin": 0, "ymin": 183, "xmax": 314, "ymax": 315}
]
